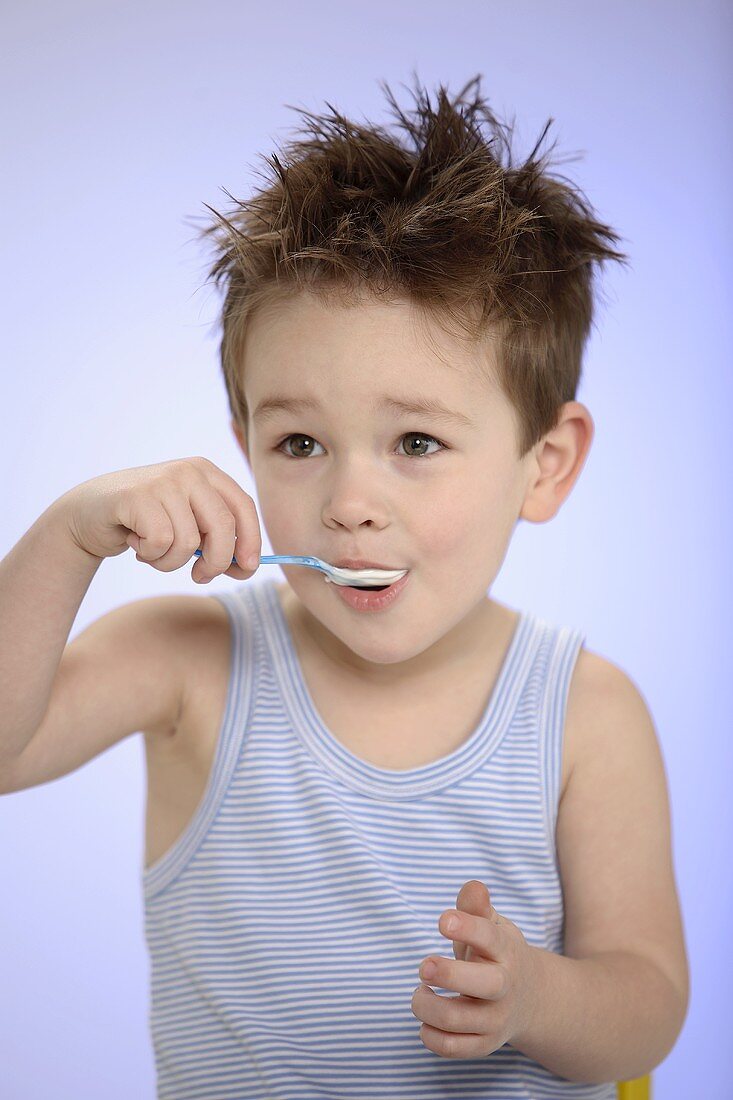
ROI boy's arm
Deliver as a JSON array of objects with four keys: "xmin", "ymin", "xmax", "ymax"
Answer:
[
  {"xmin": 512, "ymin": 650, "xmax": 689, "ymax": 1083},
  {"xmin": 0, "ymin": 497, "xmax": 187, "ymax": 793},
  {"xmin": 0, "ymin": 496, "xmax": 103, "ymax": 763}
]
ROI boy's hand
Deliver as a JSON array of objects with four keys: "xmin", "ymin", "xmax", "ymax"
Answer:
[
  {"xmin": 57, "ymin": 456, "xmax": 261, "ymax": 583},
  {"xmin": 411, "ymin": 879, "xmax": 540, "ymax": 1059}
]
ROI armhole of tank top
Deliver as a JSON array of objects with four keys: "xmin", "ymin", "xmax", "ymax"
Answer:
[
  {"xmin": 538, "ymin": 623, "xmax": 586, "ymax": 877},
  {"xmin": 142, "ymin": 587, "xmax": 256, "ymax": 902}
]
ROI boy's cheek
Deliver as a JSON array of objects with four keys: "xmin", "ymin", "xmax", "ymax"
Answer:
[{"xmin": 423, "ymin": 488, "xmax": 510, "ymax": 558}]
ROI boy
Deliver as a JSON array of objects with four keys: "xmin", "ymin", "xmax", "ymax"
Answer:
[{"xmin": 0, "ymin": 76, "xmax": 688, "ymax": 1098}]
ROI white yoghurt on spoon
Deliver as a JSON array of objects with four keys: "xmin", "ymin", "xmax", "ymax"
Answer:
[{"xmin": 321, "ymin": 564, "xmax": 409, "ymax": 589}]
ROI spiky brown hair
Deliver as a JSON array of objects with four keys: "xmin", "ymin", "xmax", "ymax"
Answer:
[{"xmin": 192, "ymin": 74, "xmax": 629, "ymax": 458}]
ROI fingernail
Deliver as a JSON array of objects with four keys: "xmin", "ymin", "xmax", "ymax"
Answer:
[
  {"xmin": 421, "ymin": 959, "xmax": 437, "ymax": 980},
  {"xmin": 246, "ymin": 553, "xmax": 260, "ymax": 571}
]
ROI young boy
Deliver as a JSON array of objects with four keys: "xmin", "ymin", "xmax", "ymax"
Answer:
[{"xmin": 0, "ymin": 76, "xmax": 688, "ymax": 1098}]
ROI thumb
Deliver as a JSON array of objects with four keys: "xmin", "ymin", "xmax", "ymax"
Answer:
[
  {"xmin": 450, "ymin": 879, "xmax": 499, "ymax": 962},
  {"xmin": 456, "ymin": 878, "xmax": 498, "ymax": 919}
]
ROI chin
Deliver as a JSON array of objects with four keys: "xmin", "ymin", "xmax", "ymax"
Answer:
[{"xmin": 337, "ymin": 636, "xmax": 430, "ymax": 666}]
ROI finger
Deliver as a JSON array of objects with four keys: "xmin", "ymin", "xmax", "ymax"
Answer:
[
  {"xmin": 186, "ymin": 483, "xmax": 242, "ymax": 582},
  {"xmin": 412, "ymin": 985, "xmax": 488, "ymax": 1036},
  {"xmin": 419, "ymin": 1020, "xmax": 493, "ymax": 1059},
  {"xmin": 195, "ymin": 461, "xmax": 262, "ymax": 575},
  {"xmin": 132, "ymin": 490, "xmax": 202, "ymax": 573},
  {"xmin": 452, "ymin": 939, "xmax": 467, "ymax": 962},
  {"xmin": 418, "ymin": 955, "xmax": 507, "ymax": 1001},
  {"xmin": 119, "ymin": 495, "xmax": 177, "ymax": 565},
  {"xmin": 438, "ymin": 910, "xmax": 503, "ymax": 963},
  {"xmin": 456, "ymin": 879, "xmax": 498, "ymax": 920}
]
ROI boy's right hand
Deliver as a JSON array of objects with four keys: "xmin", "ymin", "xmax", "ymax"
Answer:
[{"xmin": 57, "ymin": 456, "xmax": 262, "ymax": 583}]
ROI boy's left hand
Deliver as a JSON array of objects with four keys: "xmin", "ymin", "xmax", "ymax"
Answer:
[{"xmin": 412, "ymin": 879, "xmax": 540, "ymax": 1059}]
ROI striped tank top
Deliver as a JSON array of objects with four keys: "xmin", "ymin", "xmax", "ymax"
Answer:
[{"xmin": 143, "ymin": 578, "xmax": 615, "ymax": 1099}]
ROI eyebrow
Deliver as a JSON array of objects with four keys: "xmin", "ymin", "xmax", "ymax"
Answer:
[{"xmin": 252, "ymin": 393, "xmax": 475, "ymax": 430}]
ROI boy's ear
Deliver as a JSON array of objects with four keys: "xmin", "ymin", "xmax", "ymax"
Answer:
[{"xmin": 519, "ymin": 401, "xmax": 594, "ymax": 524}]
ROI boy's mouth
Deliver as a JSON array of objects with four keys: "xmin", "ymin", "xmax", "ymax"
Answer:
[{"xmin": 332, "ymin": 568, "xmax": 412, "ymax": 610}]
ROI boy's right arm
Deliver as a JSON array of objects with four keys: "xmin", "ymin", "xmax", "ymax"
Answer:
[
  {"xmin": 0, "ymin": 459, "xmax": 262, "ymax": 794},
  {"xmin": 0, "ymin": 499, "xmax": 187, "ymax": 793}
]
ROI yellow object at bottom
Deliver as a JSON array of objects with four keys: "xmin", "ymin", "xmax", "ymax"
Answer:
[{"xmin": 617, "ymin": 1075, "xmax": 651, "ymax": 1099}]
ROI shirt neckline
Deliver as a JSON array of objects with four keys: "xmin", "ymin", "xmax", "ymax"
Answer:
[{"xmin": 255, "ymin": 580, "xmax": 537, "ymax": 800}]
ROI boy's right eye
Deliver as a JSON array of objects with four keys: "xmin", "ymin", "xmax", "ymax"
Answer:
[{"xmin": 277, "ymin": 434, "xmax": 325, "ymax": 459}]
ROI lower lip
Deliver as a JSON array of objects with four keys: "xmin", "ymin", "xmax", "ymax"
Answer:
[{"xmin": 331, "ymin": 571, "xmax": 410, "ymax": 612}]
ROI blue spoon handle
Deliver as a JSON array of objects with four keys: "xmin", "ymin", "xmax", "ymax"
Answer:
[{"xmin": 192, "ymin": 550, "xmax": 323, "ymax": 571}]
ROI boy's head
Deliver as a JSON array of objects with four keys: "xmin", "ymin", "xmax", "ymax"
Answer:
[{"xmin": 194, "ymin": 76, "xmax": 628, "ymax": 671}]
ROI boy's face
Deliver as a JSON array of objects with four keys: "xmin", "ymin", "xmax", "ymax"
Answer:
[{"xmin": 233, "ymin": 290, "xmax": 537, "ymax": 679}]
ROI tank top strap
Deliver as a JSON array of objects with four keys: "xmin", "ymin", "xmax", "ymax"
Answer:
[
  {"xmin": 535, "ymin": 619, "xmax": 586, "ymax": 865},
  {"xmin": 142, "ymin": 585, "xmax": 257, "ymax": 900}
]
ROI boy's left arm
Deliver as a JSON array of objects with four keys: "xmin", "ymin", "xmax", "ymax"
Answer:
[{"xmin": 412, "ymin": 652, "xmax": 689, "ymax": 1084}]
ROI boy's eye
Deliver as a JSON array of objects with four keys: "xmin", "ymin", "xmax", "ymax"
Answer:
[
  {"xmin": 399, "ymin": 433, "xmax": 443, "ymax": 458},
  {"xmin": 277, "ymin": 435, "xmax": 323, "ymax": 459},
  {"xmin": 276, "ymin": 433, "xmax": 444, "ymax": 460}
]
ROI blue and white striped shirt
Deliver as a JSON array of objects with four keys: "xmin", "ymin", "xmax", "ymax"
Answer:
[{"xmin": 143, "ymin": 579, "xmax": 615, "ymax": 1099}]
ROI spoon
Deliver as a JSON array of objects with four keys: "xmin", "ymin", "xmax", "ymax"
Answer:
[{"xmin": 192, "ymin": 550, "xmax": 408, "ymax": 589}]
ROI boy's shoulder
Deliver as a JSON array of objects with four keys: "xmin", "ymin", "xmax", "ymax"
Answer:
[
  {"xmin": 564, "ymin": 644, "xmax": 649, "ymax": 789},
  {"xmin": 567, "ymin": 641, "xmax": 647, "ymax": 731},
  {"xmin": 568, "ymin": 643, "xmax": 637, "ymax": 703}
]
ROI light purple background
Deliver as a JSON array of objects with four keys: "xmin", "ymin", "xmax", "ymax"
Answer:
[{"xmin": 1, "ymin": 2, "xmax": 730, "ymax": 1097}]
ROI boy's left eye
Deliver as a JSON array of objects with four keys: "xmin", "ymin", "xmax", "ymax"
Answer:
[
  {"xmin": 398, "ymin": 433, "xmax": 444, "ymax": 458},
  {"xmin": 275, "ymin": 432, "xmax": 445, "ymax": 460}
]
